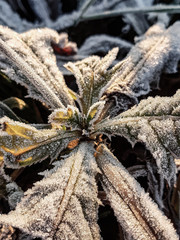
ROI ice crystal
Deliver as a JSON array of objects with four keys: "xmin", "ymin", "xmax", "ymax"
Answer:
[
  {"xmin": 0, "ymin": 22, "xmax": 179, "ymax": 239},
  {"xmin": 93, "ymin": 90, "xmax": 180, "ymax": 182}
]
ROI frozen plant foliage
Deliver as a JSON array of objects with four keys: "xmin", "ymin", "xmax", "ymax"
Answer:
[
  {"xmin": 0, "ymin": 143, "xmax": 100, "ymax": 239},
  {"xmin": 0, "ymin": 0, "xmax": 133, "ymax": 32},
  {"xmin": 0, "ymin": 0, "xmax": 168, "ymax": 34},
  {"xmin": 93, "ymin": 90, "xmax": 180, "ymax": 182},
  {"xmin": 0, "ymin": 168, "xmax": 23, "ymax": 210},
  {"xmin": 116, "ymin": 0, "xmax": 151, "ymax": 35},
  {"xmin": 0, "ymin": 23, "xmax": 180, "ymax": 239},
  {"xmin": 96, "ymin": 144, "xmax": 177, "ymax": 240},
  {"xmin": 78, "ymin": 34, "xmax": 132, "ymax": 57},
  {"xmin": 104, "ymin": 21, "xmax": 180, "ymax": 116},
  {"xmin": 0, "ymin": 26, "xmax": 74, "ymax": 108}
]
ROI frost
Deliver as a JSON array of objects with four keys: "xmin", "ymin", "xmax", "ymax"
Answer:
[
  {"xmin": 65, "ymin": 48, "xmax": 119, "ymax": 114},
  {"xmin": 0, "ymin": 142, "xmax": 100, "ymax": 239},
  {"xmin": 0, "ymin": 0, "xmax": 132, "ymax": 33},
  {"xmin": 0, "ymin": 117, "xmax": 80, "ymax": 168},
  {"xmin": 0, "ymin": 168, "xmax": 23, "ymax": 210},
  {"xmin": 78, "ymin": 34, "xmax": 132, "ymax": 57},
  {"xmin": 0, "ymin": 26, "xmax": 73, "ymax": 109},
  {"xmin": 116, "ymin": 0, "xmax": 150, "ymax": 35},
  {"xmin": 105, "ymin": 22, "xmax": 180, "ymax": 115},
  {"xmin": 96, "ymin": 144, "xmax": 178, "ymax": 240},
  {"xmin": 92, "ymin": 91, "xmax": 180, "ymax": 182},
  {"xmin": 6, "ymin": 182, "xmax": 24, "ymax": 210}
]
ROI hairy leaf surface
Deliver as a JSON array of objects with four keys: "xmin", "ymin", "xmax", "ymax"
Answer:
[
  {"xmin": 0, "ymin": 142, "xmax": 100, "ymax": 240},
  {"xmin": 92, "ymin": 91, "xmax": 180, "ymax": 182},
  {"xmin": 0, "ymin": 117, "xmax": 79, "ymax": 168},
  {"xmin": 96, "ymin": 144, "xmax": 178, "ymax": 240},
  {"xmin": 104, "ymin": 22, "xmax": 180, "ymax": 115},
  {"xmin": 0, "ymin": 26, "xmax": 73, "ymax": 109}
]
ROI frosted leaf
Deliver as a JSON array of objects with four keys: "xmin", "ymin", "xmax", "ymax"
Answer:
[
  {"xmin": 87, "ymin": 101, "xmax": 106, "ymax": 126},
  {"xmin": 0, "ymin": 0, "xmax": 170, "ymax": 35},
  {"xmin": 92, "ymin": 91, "xmax": 180, "ymax": 182},
  {"xmin": 96, "ymin": 144, "xmax": 178, "ymax": 240},
  {"xmin": 20, "ymin": 28, "xmax": 75, "ymax": 107},
  {"xmin": 64, "ymin": 48, "xmax": 118, "ymax": 114},
  {"xmin": 6, "ymin": 182, "xmax": 24, "ymax": 210},
  {"xmin": 127, "ymin": 165, "xmax": 147, "ymax": 178},
  {"xmin": 0, "ymin": 117, "xmax": 80, "ymax": 168},
  {"xmin": 49, "ymin": 105, "xmax": 82, "ymax": 130},
  {"xmin": 146, "ymin": 161, "xmax": 165, "ymax": 210},
  {"xmin": 0, "ymin": 0, "xmax": 129, "ymax": 33},
  {"xmin": 116, "ymin": 0, "xmax": 150, "ymax": 35},
  {"xmin": 0, "ymin": 168, "xmax": 24, "ymax": 210},
  {"xmin": 0, "ymin": 26, "xmax": 73, "ymax": 109},
  {"xmin": 78, "ymin": 34, "xmax": 132, "ymax": 57},
  {"xmin": 104, "ymin": 22, "xmax": 180, "ymax": 115},
  {"xmin": 0, "ymin": 142, "xmax": 100, "ymax": 239}
]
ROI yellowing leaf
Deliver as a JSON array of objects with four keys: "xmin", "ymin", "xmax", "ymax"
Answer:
[
  {"xmin": 68, "ymin": 88, "xmax": 77, "ymax": 100},
  {"xmin": 0, "ymin": 117, "xmax": 80, "ymax": 167},
  {"xmin": 3, "ymin": 122, "xmax": 32, "ymax": 139}
]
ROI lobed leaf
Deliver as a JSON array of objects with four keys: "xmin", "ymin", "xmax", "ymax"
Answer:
[
  {"xmin": 0, "ymin": 117, "xmax": 80, "ymax": 168},
  {"xmin": 0, "ymin": 26, "xmax": 73, "ymax": 109},
  {"xmin": 92, "ymin": 91, "xmax": 180, "ymax": 182},
  {"xmin": 96, "ymin": 144, "xmax": 178, "ymax": 240},
  {"xmin": 0, "ymin": 142, "xmax": 100, "ymax": 239}
]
